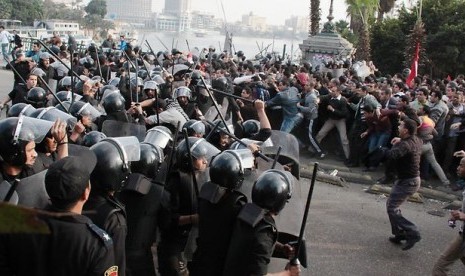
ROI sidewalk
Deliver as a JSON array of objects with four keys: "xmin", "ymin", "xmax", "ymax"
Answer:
[{"xmin": 299, "ymin": 149, "xmax": 463, "ymax": 201}]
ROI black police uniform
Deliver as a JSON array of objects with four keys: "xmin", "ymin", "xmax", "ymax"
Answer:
[
  {"xmin": 118, "ymin": 173, "xmax": 171, "ymax": 276},
  {"xmin": 8, "ymin": 84, "xmax": 29, "ymax": 105},
  {"xmin": 84, "ymin": 194, "xmax": 127, "ymax": 276},
  {"xmin": 222, "ymin": 203, "xmax": 278, "ymax": 276},
  {"xmin": 0, "ymin": 211, "xmax": 117, "ymax": 276},
  {"xmin": 157, "ymin": 171, "xmax": 197, "ymax": 276},
  {"xmin": 190, "ymin": 181, "xmax": 247, "ymax": 276}
]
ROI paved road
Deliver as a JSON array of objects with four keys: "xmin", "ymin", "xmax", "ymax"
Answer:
[{"xmin": 1, "ymin": 67, "xmax": 464, "ymax": 275}]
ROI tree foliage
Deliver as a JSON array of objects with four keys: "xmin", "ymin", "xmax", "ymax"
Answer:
[
  {"xmin": 371, "ymin": 0, "xmax": 465, "ymax": 77},
  {"xmin": 310, "ymin": 0, "xmax": 321, "ymax": 36},
  {"xmin": 4, "ymin": 0, "xmax": 44, "ymax": 25},
  {"xmin": 42, "ymin": 0, "xmax": 84, "ymax": 21},
  {"xmin": 0, "ymin": 0, "xmax": 13, "ymax": 19},
  {"xmin": 85, "ymin": 0, "xmax": 107, "ymax": 18}
]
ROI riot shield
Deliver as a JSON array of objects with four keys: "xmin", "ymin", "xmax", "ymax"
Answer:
[
  {"xmin": 15, "ymin": 170, "xmax": 50, "ymax": 209},
  {"xmin": 261, "ymin": 130, "xmax": 300, "ymax": 179},
  {"xmin": 101, "ymin": 120, "xmax": 147, "ymax": 142},
  {"xmin": 0, "ymin": 180, "xmax": 19, "ymax": 204},
  {"xmin": 240, "ymin": 165, "xmax": 306, "ymax": 267},
  {"xmin": 68, "ymin": 144, "xmax": 92, "ymax": 156}
]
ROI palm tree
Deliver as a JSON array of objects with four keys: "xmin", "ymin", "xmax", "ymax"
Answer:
[
  {"xmin": 378, "ymin": 0, "xmax": 396, "ymax": 22},
  {"xmin": 309, "ymin": 0, "xmax": 321, "ymax": 36},
  {"xmin": 345, "ymin": 0, "xmax": 379, "ymax": 61}
]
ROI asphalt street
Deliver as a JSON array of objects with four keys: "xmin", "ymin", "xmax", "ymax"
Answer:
[{"xmin": 1, "ymin": 68, "xmax": 464, "ymax": 275}]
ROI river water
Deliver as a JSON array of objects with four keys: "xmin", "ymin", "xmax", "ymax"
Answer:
[{"xmin": 141, "ymin": 30, "xmax": 304, "ymax": 61}]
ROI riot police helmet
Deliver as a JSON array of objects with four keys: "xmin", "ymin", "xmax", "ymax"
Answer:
[
  {"xmin": 174, "ymin": 86, "xmax": 191, "ymax": 99},
  {"xmin": 176, "ymin": 137, "xmax": 220, "ymax": 172},
  {"xmin": 131, "ymin": 142, "xmax": 164, "ymax": 179},
  {"xmin": 0, "ymin": 116, "xmax": 53, "ymax": 166},
  {"xmin": 183, "ymin": 119, "xmax": 206, "ymax": 137},
  {"xmin": 242, "ymin": 119, "xmax": 260, "ymax": 138},
  {"xmin": 209, "ymin": 149, "xmax": 254, "ymax": 190},
  {"xmin": 82, "ymin": 131, "xmax": 107, "ymax": 147},
  {"xmin": 102, "ymin": 91, "xmax": 126, "ymax": 114},
  {"xmin": 144, "ymin": 125, "xmax": 173, "ymax": 149},
  {"xmin": 252, "ymin": 169, "xmax": 293, "ymax": 214},
  {"xmin": 25, "ymin": 87, "xmax": 47, "ymax": 108},
  {"xmin": 7, "ymin": 103, "xmax": 36, "ymax": 117},
  {"xmin": 90, "ymin": 136, "xmax": 140, "ymax": 192},
  {"xmin": 69, "ymin": 101, "xmax": 101, "ymax": 122}
]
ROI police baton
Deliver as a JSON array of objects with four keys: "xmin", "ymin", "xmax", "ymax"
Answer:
[
  {"xmin": 196, "ymin": 85, "xmax": 255, "ymax": 104},
  {"xmin": 182, "ymin": 129, "xmax": 199, "ymax": 198},
  {"xmin": 166, "ymin": 121, "xmax": 181, "ymax": 175},
  {"xmin": 271, "ymin": 146, "xmax": 282, "ymax": 169},
  {"xmin": 204, "ymin": 120, "xmax": 271, "ymax": 162},
  {"xmin": 291, "ymin": 162, "xmax": 319, "ymax": 266},
  {"xmin": 199, "ymin": 76, "xmax": 231, "ymax": 133},
  {"xmin": 3, "ymin": 179, "xmax": 19, "ymax": 203}
]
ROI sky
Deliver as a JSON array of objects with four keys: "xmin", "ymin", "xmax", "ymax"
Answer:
[{"xmin": 152, "ymin": 0, "xmax": 416, "ymax": 25}]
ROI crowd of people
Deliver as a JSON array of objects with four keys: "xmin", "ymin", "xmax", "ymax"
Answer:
[{"xmin": 0, "ymin": 33, "xmax": 464, "ymax": 275}]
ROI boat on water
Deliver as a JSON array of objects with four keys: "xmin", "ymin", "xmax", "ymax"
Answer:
[{"xmin": 193, "ymin": 29, "xmax": 207, "ymax": 38}]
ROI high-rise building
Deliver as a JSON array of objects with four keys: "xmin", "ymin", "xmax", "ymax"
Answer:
[
  {"xmin": 106, "ymin": 0, "xmax": 152, "ymax": 24},
  {"xmin": 163, "ymin": 0, "xmax": 191, "ymax": 15}
]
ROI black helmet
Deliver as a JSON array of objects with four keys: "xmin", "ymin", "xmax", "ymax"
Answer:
[
  {"xmin": 131, "ymin": 142, "xmax": 164, "ymax": 179},
  {"xmin": 55, "ymin": 100, "xmax": 72, "ymax": 113},
  {"xmin": 143, "ymin": 80, "xmax": 159, "ymax": 92},
  {"xmin": 54, "ymin": 91, "xmax": 82, "ymax": 106},
  {"xmin": 211, "ymin": 77, "xmax": 228, "ymax": 91},
  {"xmin": 108, "ymin": 77, "xmax": 121, "ymax": 87},
  {"xmin": 252, "ymin": 169, "xmax": 293, "ymax": 213},
  {"xmin": 137, "ymin": 69, "xmax": 148, "ymax": 80},
  {"xmin": 98, "ymin": 84, "xmax": 118, "ymax": 102},
  {"xmin": 7, "ymin": 103, "xmax": 36, "ymax": 117},
  {"xmin": 58, "ymin": 76, "xmax": 72, "ymax": 88},
  {"xmin": 90, "ymin": 136, "xmax": 140, "ymax": 192},
  {"xmin": 174, "ymin": 86, "xmax": 191, "ymax": 99},
  {"xmin": 130, "ymin": 76, "xmax": 144, "ymax": 88},
  {"xmin": 242, "ymin": 119, "xmax": 260, "ymax": 138},
  {"xmin": 189, "ymin": 70, "xmax": 202, "ymax": 86},
  {"xmin": 144, "ymin": 125, "xmax": 173, "ymax": 149},
  {"xmin": 102, "ymin": 91, "xmax": 126, "ymax": 114},
  {"xmin": 209, "ymin": 149, "xmax": 254, "ymax": 190},
  {"xmin": 0, "ymin": 116, "xmax": 53, "ymax": 166},
  {"xmin": 151, "ymin": 75, "xmax": 165, "ymax": 85},
  {"xmin": 236, "ymin": 50, "xmax": 244, "ymax": 57},
  {"xmin": 82, "ymin": 131, "xmax": 107, "ymax": 147},
  {"xmin": 33, "ymin": 107, "xmax": 77, "ymax": 127},
  {"xmin": 183, "ymin": 119, "xmax": 206, "ymax": 137},
  {"xmin": 25, "ymin": 87, "xmax": 47, "ymax": 108},
  {"xmin": 208, "ymin": 45, "xmax": 216, "ymax": 52},
  {"xmin": 176, "ymin": 137, "xmax": 220, "ymax": 172},
  {"xmin": 69, "ymin": 101, "xmax": 101, "ymax": 122}
]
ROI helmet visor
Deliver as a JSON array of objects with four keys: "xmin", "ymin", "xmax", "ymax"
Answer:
[
  {"xmin": 144, "ymin": 128, "xmax": 173, "ymax": 149},
  {"xmin": 188, "ymin": 137, "xmax": 220, "ymax": 163},
  {"xmin": 14, "ymin": 116, "xmax": 54, "ymax": 144},
  {"xmin": 36, "ymin": 107, "xmax": 77, "ymax": 129},
  {"xmin": 77, "ymin": 103, "xmax": 102, "ymax": 122},
  {"xmin": 224, "ymin": 149, "xmax": 255, "ymax": 171},
  {"xmin": 103, "ymin": 136, "xmax": 140, "ymax": 162}
]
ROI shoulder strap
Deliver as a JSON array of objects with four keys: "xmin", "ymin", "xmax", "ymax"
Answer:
[
  {"xmin": 237, "ymin": 203, "xmax": 265, "ymax": 228},
  {"xmin": 87, "ymin": 222, "xmax": 113, "ymax": 248},
  {"xmin": 199, "ymin": 181, "xmax": 226, "ymax": 204}
]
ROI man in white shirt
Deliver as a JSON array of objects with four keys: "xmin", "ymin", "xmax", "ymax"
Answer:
[{"xmin": 0, "ymin": 26, "xmax": 11, "ymax": 63}]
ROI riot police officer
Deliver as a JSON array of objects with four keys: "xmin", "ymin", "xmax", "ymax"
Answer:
[
  {"xmin": 85, "ymin": 136, "xmax": 141, "ymax": 276},
  {"xmin": 190, "ymin": 149, "xmax": 253, "ymax": 276},
  {"xmin": 223, "ymin": 169, "xmax": 301, "ymax": 276},
  {"xmin": 157, "ymin": 137, "xmax": 219, "ymax": 276},
  {"xmin": 118, "ymin": 142, "xmax": 171, "ymax": 276}
]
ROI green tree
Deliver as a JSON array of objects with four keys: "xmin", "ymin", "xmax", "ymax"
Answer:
[
  {"xmin": 371, "ymin": 18, "xmax": 406, "ymax": 74},
  {"xmin": 0, "ymin": 0, "xmax": 13, "ymax": 19},
  {"xmin": 42, "ymin": 0, "xmax": 84, "ymax": 21},
  {"xmin": 345, "ymin": 0, "xmax": 379, "ymax": 61},
  {"xmin": 378, "ymin": 0, "xmax": 396, "ymax": 22},
  {"xmin": 335, "ymin": 20, "xmax": 357, "ymax": 45},
  {"xmin": 7, "ymin": 0, "xmax": 44, "ymax": 25},
  {"xmin": 84, "ymin": 0, "xmax": 107, "ymax": 18},
  {"xmin": 309, "ymin": 0, "xmax": 321, "ymax": 36}
]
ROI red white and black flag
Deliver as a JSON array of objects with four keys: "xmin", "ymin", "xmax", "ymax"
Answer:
[{"xmin": 406, "ymin": 42, "xmax": 420, "ymax": 88}]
